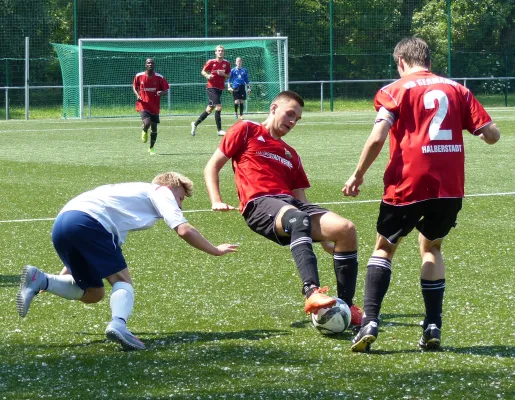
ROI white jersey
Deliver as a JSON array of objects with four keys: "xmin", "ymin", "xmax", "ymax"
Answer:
[{"xmin": 59, "ymin": 182, "xmax": 187, "ymax": 245}]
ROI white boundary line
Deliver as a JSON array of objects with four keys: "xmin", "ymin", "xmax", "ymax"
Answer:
[{"xmin": 1, "ymin": 191, "xmax": 514, "ymax": 224}]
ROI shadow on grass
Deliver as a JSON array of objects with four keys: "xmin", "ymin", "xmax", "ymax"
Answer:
[
  {"xmin": 362, "ymin": 345, "xmax": 515, "ymax": 358},
  {"xmin": 379, "ymin": 313, "xmax": 426, "ymax": 328},
  {"xmin": 0, "ymin": 275, "xmax": 19, "ymax": 287},
  {"xmin": 156, "ymin": 152, "xmax": 214, "ymax": 156}
]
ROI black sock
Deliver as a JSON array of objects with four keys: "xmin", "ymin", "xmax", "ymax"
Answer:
[
  {"xmin": 281, "ymin": 209, "xmax": 319, "ymax": 295},
  {"xmin": 239, "ymin": 103, "xmax": 244, "ymax": 116},
  {"xmin": 362, "ymin": 256, "xmax": 392, "ymax": 325},
  {"xmin": 421, "ymin": 279, "xmax": 445, "ymax": 329},
  {"xmin": 333, "ymin": 251, "xmax": 358, "ymax": 307},
  {"xmin": 195, "ymin": 111, "xmax": 210, "ymax": 126},
  {"xmin": 215, "ymin": 110, "xmax": 222, "ymax": 131},
  {"xmin": 234, "ymin": 104, "xmax": 238, "ymax": 114},
  {"xmin": 150, "ymin": 131, "xmax": 157, "ymax": 148}
]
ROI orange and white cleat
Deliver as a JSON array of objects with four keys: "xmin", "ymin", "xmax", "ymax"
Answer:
[{"xmin": 304, "ymin": 286, "xmax": 337, "ymax": 314}]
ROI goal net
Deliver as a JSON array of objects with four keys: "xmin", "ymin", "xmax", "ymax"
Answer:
[{"xmin": 53, "ymin": 37, "xmax": 288, "ymax": 119}]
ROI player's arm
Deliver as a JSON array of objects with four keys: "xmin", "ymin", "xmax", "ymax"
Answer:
[
  {"xmin": 201, "ymin": 65, "xmax": 213, "ymax": 81},
  {"xmin": 157, "ymin": 88, "xmax": 169, "ymax": 97},
  {"xmin": 477, "ymin": 122, "xmax": 500, "ymax": 144},
  {"xmin": 244, "ymin": 70, "xmax": 251, "ymax": 93},
  {"xmin": 204, "ymin": 149, "xmax": 235, "ymax": 211},
  {"xmin": 342, "ymin": 118, "xmax": 390, "ymax": 197},
  {"xmin": 175, "ymin": 222, "xmax": 238, "ymax": 256},
  {"xmin": 132, "ymin": 80, "xmax": 141, "ymax": 100}
]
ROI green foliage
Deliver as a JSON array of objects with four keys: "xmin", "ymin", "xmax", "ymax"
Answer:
[{"xmin": 0, "ymin": 111, "xmax": 514, "ymax": 399}]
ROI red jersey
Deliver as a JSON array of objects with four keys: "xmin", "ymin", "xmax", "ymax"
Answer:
[
  {"xmin": 219, "ymin": 120, "xmax": 310, "ymax": 213},
  {"xmin": 133, "ymin": 72, "xmax": 169, "ymax": 115},
  {"xmin": 375, "ymin": 70, "xmax": 492, "ymax": 205},
  {"xmin": 203, "ymin": 58, "xmax": 231, "ymax": 90}
]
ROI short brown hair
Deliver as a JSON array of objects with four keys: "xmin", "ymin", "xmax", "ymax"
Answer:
[
  {"xmin": 152, "ymin": 172, "xmax": 194, "ymax": 197},
  {"xmin": 272, "ymin": 90, "xmax": 305, "ymax": 107},
  {"xmin": 393, "ymin": 37, "xmax": 431, "ymax": 69}
]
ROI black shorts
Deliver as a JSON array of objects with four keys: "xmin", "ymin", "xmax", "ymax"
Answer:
[
  {"xmin": 377, "ymin": 198, "xmax": 463, "ymax": 244},
  {"xmin": 139, "ymin": 110, "xmax": 160, "ymax": 124},
  {"xmin": 232, "ymin": 85, "xmax": 247, "ymax": 101},
  {"xmin": 242, "ymin": 195, "xmax": 329, "ymax": 246},
  {"xmin": 207, "ymin": 88, "xmax": 223, "ymax": 107}
]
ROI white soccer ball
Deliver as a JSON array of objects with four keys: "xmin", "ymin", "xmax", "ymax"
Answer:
[{"xmin": 311, "ymin": 298, "xmax": 351, "ymax": 335}]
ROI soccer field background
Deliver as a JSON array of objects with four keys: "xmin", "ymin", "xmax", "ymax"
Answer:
[{"xmin": 0, "ymin": 111, "xmax": 513, "ymax": 399}]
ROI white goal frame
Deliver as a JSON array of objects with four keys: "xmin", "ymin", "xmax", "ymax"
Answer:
[{"xmin": 78, "ymin": 37, "xmax": 289, "ymax": 119}]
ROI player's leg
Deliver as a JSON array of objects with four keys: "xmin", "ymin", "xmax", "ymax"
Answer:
[
  {"xmin": 275, "ymin": 204, "xmax": 336, "ymax": 313},
  {"xmin": 416, "ymin": 198, "xmax": 462, "ymax": 350},
  {"xmin": 351, "ymin": 201, "xmax": 420, "ymax": 352},
  {"xmin": 192, "ymin": 89, "xmax": 216, "ymax": 135},
  {"xmin": 233, "ymin": 91, "xmax": 239, "ymax": 118},
  {"xmin": 213, "ymin": 88, "xmax": 224, "ymax": 135},
  {"xmin": 239, "ymin": 87, "xmax": 247, "ymax": 119},
  {"xmin": 148, "ymin": 115, "xmax": 159, "ymax": 155},
  {"xmin": 310, "ymin": 211, "xmax": 362, "ymax": 325},
  {"xmin": 140, "ymin": 111, "xmax": 151, "ymax": 143},
  {"xmin": 104, "ymin": 269, "xmax": 145, "ymax": 350}
]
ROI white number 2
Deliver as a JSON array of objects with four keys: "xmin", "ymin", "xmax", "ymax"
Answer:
[{"xmin": 424, "ymin": 90, "xmax": 452, "ymax": 140}]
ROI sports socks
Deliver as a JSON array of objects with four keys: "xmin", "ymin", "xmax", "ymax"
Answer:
[
  {"xmin": 110, "ymin": 281, "xmax": 134, "ymax": 324},
  {"xmin": 234, "ymin": 104, "xmax": 238, "ymax": 114},
  {"xmin": 45, "ymin": 273, "xmax": 84, "ymax": 300},
  {"xmin": 421, "ymin": 278, "xmax": 445, "ymax": 329},
  {"xmin": 239, "ymin": 103, "xmax": 244, "ymax": 116},
  {"xmin": 195, "ymin": 111, "xmax": 210, "ymax": 126},
  {"xmin": 281, "ymin": 209, "xmax": 320, "ymax": 296},
  {"xmin": 215, "ymin": 110, "xmax": 222, "ymax": 131},
  {"xmin": 362, "ymin": 256, "xmax": 392, "ymax": 325},
  {"xmin": 150, "ymin": 131, "xmax": 157, "ymax": 148},
  {"xmin": 333, "ymin": 251, "xmax": 358, "ymax": 307}
]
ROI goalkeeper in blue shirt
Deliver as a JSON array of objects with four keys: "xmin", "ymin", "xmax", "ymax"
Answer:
[{"xmin": 228, "ymin": 57, "xmax": 251, "ymax": 120}]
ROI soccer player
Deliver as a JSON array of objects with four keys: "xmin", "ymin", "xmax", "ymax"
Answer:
[
  {"xmin": 204, "ymin": 90, "xmax": 363, "ymax": 324},
  {"xmin": 16, "ymin": 172, "xmax": 238, "ymax": 351},
  {"xmin": 191, "ymin": 45, "xmax": 231, "ymax": 137},
  {"xmin": 342, "ymin": 37, "xmax": 500, "ymax": 352},
  {"xmin": 228, "ymin": 57, "xmax": 251, "ymax": 120},
  {"xmin": 133, "ymin": 58, "xmax": 169, "ymax": 155}
]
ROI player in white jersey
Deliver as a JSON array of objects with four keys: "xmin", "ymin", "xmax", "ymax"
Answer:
[{"xmin": 16, "ymin": 171, "xmax": 238, "ymax": 351}]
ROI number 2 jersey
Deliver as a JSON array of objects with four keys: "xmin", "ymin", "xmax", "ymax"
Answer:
[
  {"xmin": 218, "ymin": 120, "xmax": 310, "ymax": 213},
  {"xmin": 375, "ymin": 70, "xmax": 492, "ymax": 205}
]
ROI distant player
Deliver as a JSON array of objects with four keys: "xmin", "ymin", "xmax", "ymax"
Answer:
[
  {"xmin": 191, "ymin": 45, "xmax": 231, "ymax": 137},
  {"xmin": 16, "ymin": 172, "xmax": 238, "ymax": 351},
  {"xmin": 205, "ymin": 90, "xmax": 363, "ymax": 325},
  {"xmin": 343, "ymin": 37, "xmax": 500, "ymax": 352},
  {"xmin": 133, "ymin": 58, "xmax": 169, "ymax": 155},
  {"xmin": 228, "ymin": 57, "xmax": 251, "ymax": 120}
]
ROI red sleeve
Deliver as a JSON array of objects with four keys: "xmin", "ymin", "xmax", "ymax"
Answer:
[
  {"xmin": 218, "ymin": 121, "xmax": 248, "ymax": 159},
  {"xmin": 133, "ymin": 75, "xmax": 140, "ymax": 90},
  {"xmin": 161, "ymin": 77, "xmax": 170, "ymax": 91},
  {"xmin": 374, "ymin": 85, "xmax": 400, "ymax": 114},
  {"xmin": 225, "ymin": 62, "xmax": 231, "ymax": 75},
  {"xmin": 203, "ymin": 60, "xmax": 213, "ymax": 72},
  {"xmin": 461, "ymin": 88, "xmax": 492, "ymax": 135}
]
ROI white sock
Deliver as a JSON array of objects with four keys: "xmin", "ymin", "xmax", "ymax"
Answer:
[
  {"xmin": 46, "ymin": 274, "xmax": 84, "ymax": 300},
  {"xmin": 110, "ymin": 281, "xmax": 134, "ymax": 323}
]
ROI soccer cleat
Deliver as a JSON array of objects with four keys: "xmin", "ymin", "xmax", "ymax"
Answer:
[
  {"xmin": 141, "ymin": 130, "xmax": 148, "ymax": 143},
  {"xmin": 351, "ymin": 321, "xmax": 378, "ymax": 353},
  {"xmin": 234, "ymin": 114, "xmax": 238, "ymax": 120},
  {"xmin": 239, "ymin": 115, "xmax": 244, "ymax": 120},
  {"xmin": 105, "ymin": 320, "xmax": 145, "ymax": 351},
  {"xmin": 16, "ymin": 265, "xmax": 46, "ymax": 318},
  {"xmin": 217, "ymin": 130, "xmax": 226, "ymax": 136},
  {"xmin": 191, "ymin": 122, "xmax": 197, "ymax": 136},
  {"xmin": 418, "ymin": 322, "xmax": 441, "ymax": 350},
  {"xmin": 349, "ymin": 304, "xmax": 364, "ymax": 326},
  {"xmin": 148, "ymin": 147, "xmax": 155, "ymax": 155},
  {"xmin": 304, "ymin": 286, "xmax": 337, "ymax": 314}
]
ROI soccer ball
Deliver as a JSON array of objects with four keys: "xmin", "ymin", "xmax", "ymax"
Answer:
[{"xmin": 311, "ymin": 298, "xmax": 351, "ymax": 335}]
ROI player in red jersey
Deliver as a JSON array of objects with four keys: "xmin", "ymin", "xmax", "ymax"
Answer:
[
  {"xmin": 342, "ymin": 37, "xmax": 500, "ymax": 352},
  {"xmin": 191, "ymin": 45, "xmax": 231, "ymax": 137},
  {"xmin": 205, "ymin": 90, "xmax": 363, "ymax": 324},
  {"xmin": 133, "ymin": 58, "xmax": 169, "ymax": 155}
]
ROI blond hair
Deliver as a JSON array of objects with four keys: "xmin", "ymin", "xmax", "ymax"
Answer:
[{"xmin": 152, "ymin": 171, "xmax": 194, "ymax": 197}]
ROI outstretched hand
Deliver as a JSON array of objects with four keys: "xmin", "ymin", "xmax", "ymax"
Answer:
[
  {"xmin": 216, "ymin": 243, "xmax": 239, "ymax": 255},
  {"xmin": 342, "ymin": 175, "xmax": 363, "ymax": 197},
  {"xmin": 212, "ymin": 202, "xmax": 236, "ymax": 211}
]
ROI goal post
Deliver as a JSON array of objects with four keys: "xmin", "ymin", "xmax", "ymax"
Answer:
[{"xmin": 53, "ymin": 37, "xmax": 288, "ymax": 119}]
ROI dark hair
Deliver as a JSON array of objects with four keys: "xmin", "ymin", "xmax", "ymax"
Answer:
[
  {"xmin": 393, "ymin": 37, "xmax": 431, "ymax": 69},
  {"xmin": 273, "ymin": 90, "xmax": 305, "ymax": 107}
]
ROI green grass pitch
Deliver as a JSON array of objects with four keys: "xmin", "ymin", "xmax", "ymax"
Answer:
[{"xmin": 0, "ymin": 110, "xmax": 513, "ymax": 399}]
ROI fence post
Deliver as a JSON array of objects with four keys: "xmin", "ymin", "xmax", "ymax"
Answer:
[
  {"xmin": 25, "ymin": 37, "xmax": 29, "ymax": 120},
  {"xmin": 320, "ymin": 82, "xmax": 324, "ymax": 112}
]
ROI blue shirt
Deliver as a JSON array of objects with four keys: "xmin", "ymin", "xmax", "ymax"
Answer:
[{"xmin": 228, "ymin": 67, "xmax": 250, "ymax": 89}]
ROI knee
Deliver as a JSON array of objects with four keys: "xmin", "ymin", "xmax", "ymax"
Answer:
[
  {"xmin": 281, "ymin": 209, "xmax": 311, "ymax": 235},
  {"xmin": 142, "ymin": 119, "xmax": 151, "ymax": 130},
  {"xmin": 81, "ymin": 287, "xmax": 105, "ymax": 303}
]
